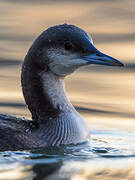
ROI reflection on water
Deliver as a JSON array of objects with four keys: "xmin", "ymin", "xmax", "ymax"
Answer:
[{"xmin": 0, "ymin": 0, "xmax": 135, "ymax": 179}]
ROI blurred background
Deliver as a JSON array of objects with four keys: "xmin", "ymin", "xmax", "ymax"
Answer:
[{"xmin": 0, "ymin": 0, "xmax": 135, "ymax": 180}]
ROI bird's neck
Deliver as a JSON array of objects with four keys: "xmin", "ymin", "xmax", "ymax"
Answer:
[
  {"xmin": 39, "ymin": 71, "xmax": 74, "ymax": 113},
  {"xmin": 21, "ymin": 61, "xmax": 74, "ymax": 122}
]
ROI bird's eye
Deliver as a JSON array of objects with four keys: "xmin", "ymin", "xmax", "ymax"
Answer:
[{"xmin": 64, "ymin": 42, "xmax": 73, "ymax": 51}]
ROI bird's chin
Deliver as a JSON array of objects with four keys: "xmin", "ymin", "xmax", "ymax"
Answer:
[{"xmin": 49, "ymin": 64, "xmax": 76, "ymax": 77}]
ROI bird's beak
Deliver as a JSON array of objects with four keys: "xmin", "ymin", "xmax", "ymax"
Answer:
[{"xmin": 83, "ymin": 46, "xmax": 124, "ymax": 67}]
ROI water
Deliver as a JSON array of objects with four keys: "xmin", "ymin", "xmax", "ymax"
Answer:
[{"xmin": 0, "ymin": 0, "xmax": 135, "ymax": 179}]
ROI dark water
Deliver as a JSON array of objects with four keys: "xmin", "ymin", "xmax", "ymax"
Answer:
[{"xmin": 0, "ymin": 0, "xmax": 135, "ymax": 179}]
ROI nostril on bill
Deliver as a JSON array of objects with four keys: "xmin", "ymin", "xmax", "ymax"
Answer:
[{"xmin": 96, "ymin": 53, "xmax": 104, "ymax": 57}]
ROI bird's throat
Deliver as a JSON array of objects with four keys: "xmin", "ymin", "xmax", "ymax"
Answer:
[{"xmin": 39, "ymin": 71, "xmax": 73, "ymax": 113}]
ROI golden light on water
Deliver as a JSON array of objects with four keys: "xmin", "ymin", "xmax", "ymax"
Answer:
[{"xmin": 0, "ymin": 0, "xmax": 135, "ymax": 179}]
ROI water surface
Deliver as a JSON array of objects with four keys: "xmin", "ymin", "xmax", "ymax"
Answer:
[{"xmin": 0, "ymin": 0, "xmax": 135, "ymax": 179}]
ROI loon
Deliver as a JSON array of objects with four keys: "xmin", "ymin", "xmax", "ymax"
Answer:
[{"xmin": 0, "ymin": 24, "xmax": 123, "ymax": 151}]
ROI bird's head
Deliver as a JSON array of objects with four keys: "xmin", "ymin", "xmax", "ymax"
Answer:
[{"xmin": 27, "ymin": 24, "xmax": 124, "ymax": 77}]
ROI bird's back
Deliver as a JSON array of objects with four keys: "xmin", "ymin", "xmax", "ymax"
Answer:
[{"xmin": 0, "ymin": 114, "xmax": 36, "ymax": 151}]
